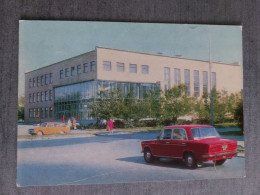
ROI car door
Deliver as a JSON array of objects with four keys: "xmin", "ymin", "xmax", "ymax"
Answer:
[
  {"xmin": 154, "ymin": 128, "xmax": 173, "ymax": 157},
  {"xmin": 169, "ymin": 128, "xmax": 188, "ymax": 158}
]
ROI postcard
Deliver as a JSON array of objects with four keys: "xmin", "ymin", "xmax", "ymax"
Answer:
[{"xmin": 17, "ymin": 21, "xmax": 244, "ymax": 186}]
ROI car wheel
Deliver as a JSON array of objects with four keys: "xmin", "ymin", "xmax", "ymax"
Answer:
[
  {"xmin": 185, "ymin": 153, "xmax": 197, "ymax": 169},
  {"xmin": 214, "ymin": 159, "xmax": 226, "ymax": 165},
  {"xmin": 37, "ymin": 131, "xmax": 43, "ymax": 135},
  {"xmin": 59, "ymin": 131, "xmax": 65, "ymax": 134},
  {"xmin": 144, "ymin": 148, "xmax": 154, "ymax": 163}
]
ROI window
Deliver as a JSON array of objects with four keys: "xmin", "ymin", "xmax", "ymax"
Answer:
[
  {"xmin": 45, "ymin": 74, "xmax": 48, "ymax": 85},
  {"xmin": 117, "ymin": 62, "xmax": 125, "ymax": 72},
  {"xmin": 35, "ymin": 108, "xmax": 39, "ymax": 118},
  {"xmin": 164, "ymin": 67, "xmax": 171, "ymax": 90},
  {"xmin": 45, "ymin": 107, "xmax": 48, "ymax": 118},
  {"xmin": 184, "ymin": 69, "xmax": 190, "ymax": 96},
  {"xmin": 33, "ymin": 78, "xmax": 35, "ymax": 87},
  {"xmin": 33, "ymin": 108, "xmax": 36, "ymax": 118},
  {"xmin": 71, "ymin": 67, "xmax": 75, "ymax": 76},
  {"xmin": 41, "ymin": 92, "xmax": 44, "ymax": 102},
  {"xmin": 60, "ymin": 70, "xmax": 64, "ymax": 79},
  {"xmin": 84, "ymin": 63, "xmax": 88, "ymax": 73},
  {"xmin": 37, "ymin": 76, "xmax": 40, "ymax": 87},
  {"xmin": 77, "ymin": 65, "xmax": 81, "ymax": 74},
  {"xmin": 211, "ymin": 72, "xmax": 216, "ymax": 89},
  {"xmin": 194, "ymin": 70, "xmax": 200, "ymax": 97},
  {"xmin": 174, "ymin": 68, "xmax": 181, "ymax": 85},
  {"xmin": 142, "ymin": 65, "xmax": 149, "ymax": 74},
  {"xmin": 37, "ymin": 92, "xmax": 40, "ymax": 102},
  {"xmin": 129, "ymin": 64, "xmax": 137, "ymax": 73},
  {"xmin": 41, "ymin": 76, "xmax": 44, "ymax": 86},
  {"xmin": 90, "ymin": 61, "xmax": 95, "ymax": 71},
  {"xmin": 49, "ymin": 73, "xmax": 53, "ymax": 84},
  {"xmin": 29, "ymin": 79, "xmax": 32, "ymax": 88},
  {"xmin": 103, "ymin": 61, "xmax": 111, "ymax": 71},
  {"xmin": 65, "ymin": 68, "xmax": 69, "ymax": 77},
  {"xmin": 45, "ymin": 91, "xmax": 48, "ymax": 101},
  {"xmin": 33, "ymin": 93, "xmax": 35, "ymax": 103},
  {"xmin": 49, "ymin": 90, "xmax": 52, "ymax": 101},
  {"xmin": 173, "ymin": 129, "xmax": 187, "ymax": 140},
  {"xmin": 49, "ymin": 107, "xmax": 53, "ymax": 118},
  {"xmin": 29, "ymin": 94, "xmax": 32, "ymax": 103},
  {"xmin": 163, "ymin": 129, "xmax": 172, "ymax": 139},
  {"xmin": 203, "ymin": 71, "xmax": 208, "ymax": 93}
]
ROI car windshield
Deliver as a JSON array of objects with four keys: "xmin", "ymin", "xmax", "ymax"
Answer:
[
  {"xmin": 191, "ymin": 127, "xmax": 220, "ymax": 140},
  {"xmin": 40, "ymin": 123, "xmax": 47, "ymax": 127}
]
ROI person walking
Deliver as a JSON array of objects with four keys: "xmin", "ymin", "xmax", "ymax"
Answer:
[
  {"xmin": 107, "ymin": 119, "xmax": 114, "ymax": 135},
  {"xmin": 67, "ymin": 118, "xmax": 71, "ymax": 129},
  {"xmin": 73, "ymin": 118, "xmax": 77, "ymax": 130}
]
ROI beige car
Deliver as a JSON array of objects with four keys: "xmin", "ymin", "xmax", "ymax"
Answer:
[{"xmin": 28, "ymin": 122, "xmax": 70, "ymax": 135}]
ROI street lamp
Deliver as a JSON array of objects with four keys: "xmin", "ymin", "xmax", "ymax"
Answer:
[{"xmin": 189, "ymin": 25, "xmax": 214, "ymax": 125}]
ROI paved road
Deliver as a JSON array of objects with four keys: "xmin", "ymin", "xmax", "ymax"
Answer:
[{"xmin": 17, "ymin": 132, "xmax": 245, "ymax": 186}]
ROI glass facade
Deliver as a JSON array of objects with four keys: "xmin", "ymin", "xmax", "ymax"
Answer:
[
  {"xmin": 194, "ymin": 70, "xmax": 200, "ymax": 97},
  {"xmin": 174, "ymin": 68, "xmax": 181, "ymax": 85},
  {"xmin": 164, "ymin": 67, "xmax": 170, "ymax": 90},
  {"xmin": 54, "ymin": 80, "xmax": 159, "ymax": 121}
]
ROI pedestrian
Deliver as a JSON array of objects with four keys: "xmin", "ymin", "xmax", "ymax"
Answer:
[
  {"xmin": 67, "ymin": 118, "xmax": 71, "ymax": 129},
  {"xmin": 107, "ymin": 119, "xmax": 114, "ymax": 135},
  {"xmin": 73, "ymin": 118, "xmax": 77, "ymax": 130}
]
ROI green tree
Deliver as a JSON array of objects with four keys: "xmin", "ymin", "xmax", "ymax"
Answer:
[
  {"xmin": 161, "ymin": 85, "xmax": 195, "ymax": 124},
  {"xmin": 234, "ymin": 96, "xmax": 243, "ymax": 131},
  {"xmin": 18, "ymin": 96, "xmax": 25, "ymax": 121}
]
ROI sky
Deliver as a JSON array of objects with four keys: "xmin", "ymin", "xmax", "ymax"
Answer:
[{"xmin": 19, "ymin": 21, "xmax": 242, "ymax": 96}]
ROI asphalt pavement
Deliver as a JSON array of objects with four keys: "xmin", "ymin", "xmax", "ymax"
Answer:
[{"xmin": 17, "ymin": 131, "xmax": 245, "ymax": 186}]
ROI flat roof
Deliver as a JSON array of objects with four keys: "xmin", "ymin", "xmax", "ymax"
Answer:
[
  {"xmin": 26, "ymin": 46, "xmax": 240, "ymax": 74},
  {"xmin": 96, "ymin": 46, "xmax": 240, "ymax": 66}
]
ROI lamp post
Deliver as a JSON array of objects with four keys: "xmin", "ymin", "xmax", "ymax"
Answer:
[{"xmin": 189, "ymin": 26, "xmax": 214, "ymax": 125}]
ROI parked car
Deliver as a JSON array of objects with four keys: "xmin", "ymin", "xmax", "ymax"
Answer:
[
  {"xmin": 141, "ymin": 125, "xmax": 237, "ymax": 168},
  {"xmin": 28, "ymin": 122, "xmax": 70, "ymax": 135}
]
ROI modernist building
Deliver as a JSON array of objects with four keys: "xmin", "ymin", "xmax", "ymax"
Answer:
[{"xmin": 24, "ymin": 47, "xmax": 242, "ymax": 123}]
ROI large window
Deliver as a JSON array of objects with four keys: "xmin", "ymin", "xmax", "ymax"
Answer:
[
  {"xmin": 54, "ymin": 80, "xmax": 159, "ymax": 121},
  {"xmin": 33, "ymin": 78, "xmax": 35, "ymax": 87},
  {"xmin": 77, "ymin": 65, "xmax": 81, "ymax": 74},
  {"xmin": 164, "ymin": 67, "xmax": 171, "ymax": 90},
  {"xmin": 203, "ymin": 71, "xmax": 208, "ymax": 93},
  {"xmin": 60, "ymin": 70, "xmax": 64, "ymax": 79},
  {"xmin": 71, "ymin": 67, "xmax": 75, "ymax": 76},
  {"xmin": 84, "ymin": 63, "xmax": 88, "ymax": 73},
  {"xmin": 174, "ymin": 68, "xmax": 181, "ymax": 85},
  {"xmin": 117, "ymin": 62, "xmax": 125, "ymax": 72},
  {"xmin": 142, "ymin": 65, "xmax": 149, "ymax": 74},
  {"xmin": 40, "ymin": 108, "xmax": 43, "ymax": 118},
  {"xmin": 184, "ymin": 69, "xmax": 190, "ymax": 96},
  {"xmin": 194, "ymin": 70, "xmax": 200, "ymax": 97},
  {"xmin": 90, "ymin": 61, "xmax": 95, "ymax": 71},
  {"xmin": 49, "ymin": 73, "xmax": 53, "ymax": 84},
  {"xmin": 211, "ymin": 72, "xmax": 216, "ymax": 89},
  {"xmin": 103, "ymin": 61, "xmax": 111, "ymax": 71},
  {"xmin": 45, "ymin": 74, "xmax": 48, "ymax": 85},
  {"xmin": 65, "ymin": 68, "xmax": 69, "ymax": 77},
  {"xmin": 41, "ymin": 76, "xmax": 44, "ymax": 86},
  {"xmin": 129, "ymin": 64, "xmax": 137, "ymax": 73}
]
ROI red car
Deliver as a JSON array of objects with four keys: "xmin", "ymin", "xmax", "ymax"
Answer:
[{"xmin": 141, "ymin": 125, "xmax": 237, "ymax": 168}]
